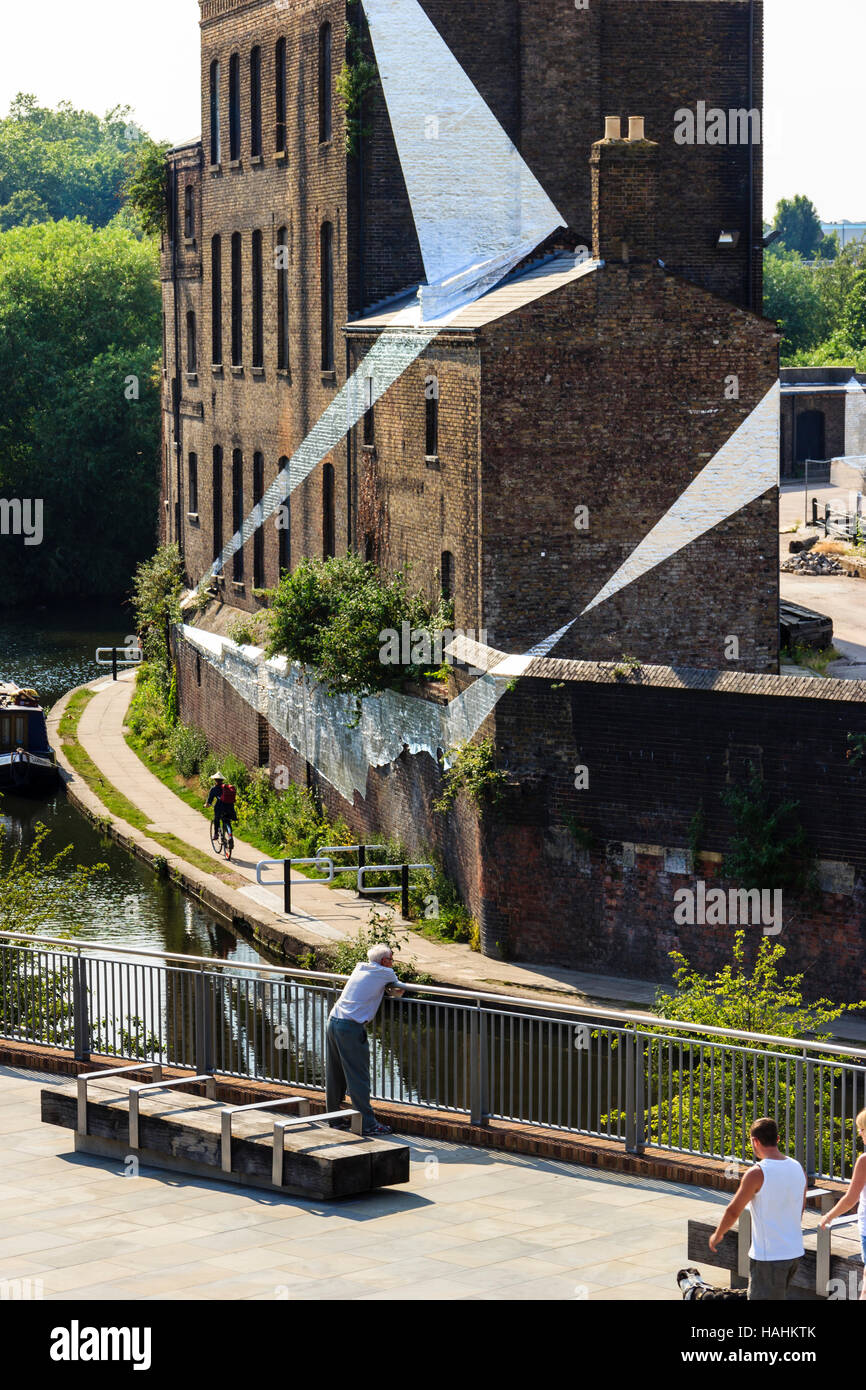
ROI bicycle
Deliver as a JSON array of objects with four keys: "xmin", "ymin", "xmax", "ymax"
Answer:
[{"xmin": 210, "ymin": 814, "xmax": 234, "ymax": 861}]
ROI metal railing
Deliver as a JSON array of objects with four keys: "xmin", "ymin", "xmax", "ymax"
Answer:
[{"xmin": 2, "ymin": 931, "xmax": 865, "ymax": 1180}]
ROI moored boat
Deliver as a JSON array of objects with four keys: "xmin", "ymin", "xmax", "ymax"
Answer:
[{"xmin": 0, "ymin": 684, "xmax": 59, "ymax": 795}]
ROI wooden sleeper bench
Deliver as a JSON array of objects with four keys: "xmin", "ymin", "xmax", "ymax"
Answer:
[{"xmin": 43, "ymin": 1067, "xmax": 410, "ymax": 1201}]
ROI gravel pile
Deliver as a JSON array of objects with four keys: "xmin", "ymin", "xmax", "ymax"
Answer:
[{"xmin": 781, "ymin": 551, "xmax": 847, "ymax": 576}]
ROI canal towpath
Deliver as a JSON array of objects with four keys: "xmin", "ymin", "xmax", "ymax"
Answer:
[{"xmin": 48, "ymin": 672, "xmax": 657, "ymax": 1009}]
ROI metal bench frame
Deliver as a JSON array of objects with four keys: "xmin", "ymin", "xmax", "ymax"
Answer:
[
  {"xmin": 76, "ymin": 1063, "xmax": 163, "ymax": 1136},
  {"xmin": 128, "ymin": 1075, "xmax": 216, "ymax": 1149},
  {"xmin": 220, "ymin": 1096, "xmax": 311, "ymax": 1174},
  {"xmin": 272, "ymin": 1110, "xmax": 362, "ymax": 1186}
]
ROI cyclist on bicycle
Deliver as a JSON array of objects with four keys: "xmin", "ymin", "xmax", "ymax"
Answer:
[{"xmin": 207, "ymin": 773, "xmax": 236, "ymax": 838}]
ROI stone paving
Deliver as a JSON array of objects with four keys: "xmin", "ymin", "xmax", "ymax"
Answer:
[{"xmin": 0, "ymin": 1067, "xmax": 724, "ymax": 1302}]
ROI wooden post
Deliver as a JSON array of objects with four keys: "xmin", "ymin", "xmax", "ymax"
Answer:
[{"xmin": 283, "ymin": 859, "xmax": 292, "ymax": 916}]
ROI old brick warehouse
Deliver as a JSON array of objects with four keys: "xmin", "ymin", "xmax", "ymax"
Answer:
[{"xmin": 161, "ymin": 0, "xmax": 866, "ymax": 997}]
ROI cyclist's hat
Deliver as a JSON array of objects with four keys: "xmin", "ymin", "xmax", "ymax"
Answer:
[{"xmin": 210, "ymin": 772, "xmax": 225, "ymax": 781}]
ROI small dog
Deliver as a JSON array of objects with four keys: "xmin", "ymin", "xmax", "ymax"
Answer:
[{"xmin": 677, "ymin": 1267, "xmax": 748, "ymax": 1301}]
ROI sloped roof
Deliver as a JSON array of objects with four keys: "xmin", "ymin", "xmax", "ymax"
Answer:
[{"xmin": 345, "ymin": 251, "xmax": 602, "ymax": 334}]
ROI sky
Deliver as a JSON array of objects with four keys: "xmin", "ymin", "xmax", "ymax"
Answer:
[{"xmin": 0, "ymin": 0, "xmax": 862, "ymax": 222}]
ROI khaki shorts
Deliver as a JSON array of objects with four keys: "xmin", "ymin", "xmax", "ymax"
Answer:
[{"xmin": 748, "ymin": 1257, "xmax": 800, "ymax": 1301}]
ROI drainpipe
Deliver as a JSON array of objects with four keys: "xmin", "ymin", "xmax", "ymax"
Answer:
[
  {"xmin": 170, "ymin": 156, "xmax": 185, "ymax": 564},
  {"xmin": 747, "ymin": 0, "xmax": 755, "ymax": 313}
]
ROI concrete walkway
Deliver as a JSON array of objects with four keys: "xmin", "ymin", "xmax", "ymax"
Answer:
[
  {"xmin": 55, "ymin": 672, "xmax": 663, "ymax": 1010},
  {"xmin": 0, "ymin": 1067, "xmax": 724, "ymax": 1302}
]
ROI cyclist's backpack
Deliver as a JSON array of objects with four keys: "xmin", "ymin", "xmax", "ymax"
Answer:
[{"xmin": 220, "ymin": 784, "xmax": 237, "ymax": 807}]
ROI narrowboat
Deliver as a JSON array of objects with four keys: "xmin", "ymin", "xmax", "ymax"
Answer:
[{"xmin": 0, "ymin": 684, "xmax": 59, "ymax": 794}]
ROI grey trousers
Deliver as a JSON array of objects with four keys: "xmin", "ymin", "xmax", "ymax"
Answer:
[
  {"xmin": 748, "ymin": 1257, "xmax": 800, "ymax": 1301},
  {"xmin": 326, "ymin": 1016, "xmax": 376, "ymax": 1133}
]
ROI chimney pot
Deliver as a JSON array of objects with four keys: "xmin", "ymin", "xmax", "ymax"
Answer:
[
  {"xmin": 604, "ymin": 116, "xmax": 622, "ymax": 141},
  {"xmin": 628, "ymin": 116, "xmax": 646, "ymax": 142}
]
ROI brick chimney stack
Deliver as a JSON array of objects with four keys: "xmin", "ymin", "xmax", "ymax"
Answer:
[{"xmin": 591, "ymin": 116, "xmax": 659, "ymax": 264}]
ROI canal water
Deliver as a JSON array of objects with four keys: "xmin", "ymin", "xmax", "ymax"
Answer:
[{"xmin": 0, "ymin": 604, "xmax": 270, "ymax": 967}]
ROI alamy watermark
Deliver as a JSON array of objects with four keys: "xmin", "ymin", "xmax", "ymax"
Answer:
[
  {"xmin": 674, "ymin": 880, "xmax": 782, "ymax": 936},
  {"xmin": 0, "ymin": 498, "xmax": 43, "ymax": 547},
  {"xmin": 379, "ymin": 623, "xmax": 489, "ymax": 674}
]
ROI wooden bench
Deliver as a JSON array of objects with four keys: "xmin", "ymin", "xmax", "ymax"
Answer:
[
  {"xmin": 41, "ymin": 1066, "xmax": 410, "ymax": 1201},
  {"xmin": 688, "ymin": 1190, "xmax": 863, "ymax": 1301}
]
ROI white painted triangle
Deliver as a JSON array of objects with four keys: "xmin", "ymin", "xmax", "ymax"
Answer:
[
  {"xmin": 582, "ymin": 383, "xmax": 780, "ymax": 615},
  {"xmin": 361, "ymin": 0, "xmax": 564, "ymax": 319}
]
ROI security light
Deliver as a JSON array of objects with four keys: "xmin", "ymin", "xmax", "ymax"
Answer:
[{"xmin": 717, "ymin": 230, "xmax": 741, "ymax": 248}]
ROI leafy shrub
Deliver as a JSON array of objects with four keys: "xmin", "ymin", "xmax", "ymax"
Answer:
[
  {"xmin": 434, "ymin": 738, "xmax": 509, "ymax": 814},
  {"xmin": 131, "ymin": 545, "xmax": 184, "ymax": 686},
  {"xmin": 170, "ymin": 724, "xmax": 209, "ymax": 778},
  {"xmin": 329, "ymin": 910, "xmax": 431, "ymax": 985}
]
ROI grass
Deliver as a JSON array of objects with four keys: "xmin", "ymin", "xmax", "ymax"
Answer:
[
  {"xmin": 781, "ymin": 643, "xmax": 843, "ymax": 677},
  {"xmin": 59, "ymin": 686, "xmax": 241, "ymax": 883}
]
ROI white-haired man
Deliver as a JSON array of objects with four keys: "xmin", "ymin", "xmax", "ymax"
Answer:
[{"xmin": 326, "ymin": 944, "xmax": 405, "ymax": 1137}]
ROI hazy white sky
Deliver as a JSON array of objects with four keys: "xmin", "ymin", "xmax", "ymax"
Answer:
[{"xmin": 0, "ymin": 0, "xmax": 862, "ymax": 220}]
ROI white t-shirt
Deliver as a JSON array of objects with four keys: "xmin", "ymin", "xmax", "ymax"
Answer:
[
  {"xmin": 748, "ymin": 1156, "xmax": 806, "ymax": 1261},
  {"xmin": 330, "ymin": 962, "xmax": 402, "ymax": 1024}
]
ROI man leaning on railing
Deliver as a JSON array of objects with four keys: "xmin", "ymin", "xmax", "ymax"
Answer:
[{"xmin": 326, "ymin": 944, "xmax": 405, "ymax": 1138}]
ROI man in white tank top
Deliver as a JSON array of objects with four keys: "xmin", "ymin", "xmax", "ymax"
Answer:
[{"xmin": 709, "ymin": 1117, "xmax": 807, "ymax": 1300}]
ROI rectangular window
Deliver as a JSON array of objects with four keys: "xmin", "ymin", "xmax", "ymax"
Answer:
[
  {"xmin": 229, "ymin": 53, "xmax": 241, "ymax": 161},
  {"xmin": 426, "ymin": 381, "xmax": 439, "ymax": 458},
  {"xmin": 210, "ymin": 60, "xmax": 221, "ymax": 164},
  {"xmin": 231, "ymin": 232, "xmax": 243, "ymax": 366},
  {"xmin": 211, "ymin": 235, "xmax": 222, "ymax": 365},
  {"xmin": 363, "ymin": 377, "xmax": 375, "ymax": 445},
  {"xmin": 183, "ymin": 184, "xmax": 194, "ymax": 239},
  {"xmin": 318, "ymin": 24, "xmax": 332, "ymax": 142},
  {"xmin": 251, "ymin": 230, "xmax": 264, "ymax": 369},
  {"xmin": 277, "ymin": 227, "xmax": 290, "ymax": 370},
  {"xmin": 275, "ymin": 38, "xmax": 287, "ymax": 153},
  {"xmin": 186, "ymin": 310, "xmax": 197, "ymax": 372},
  {"xmin": 277, "ymin": 461, "xmax": 290, "ymax": 574},
  {"xmin": 250, "ymin": 46, "xmax": 262, "ymax": 157},
  {"xmin": 320, "ymin": 221, "xmax": 334, "ymax": 371},
  {"xmin": 232, "ymin": 449, "xmax": 244, "ymax": 581},
  {"xmin": 253, "ymin": 452, "xmax": 264, "ymax": 589},
  {"xmin": 322, "ymin": 461, "xmax": 335, "ymax": 559},
  {"xmin": 212, "ymin": 446, "xmax": 223, "ymax": 557},
  {"xmin": 188, "ymin": 453, "xmax": 198, "ymax": 514}
]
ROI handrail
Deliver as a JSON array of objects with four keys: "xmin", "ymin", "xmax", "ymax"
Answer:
[
  {"xmin": 76, "ymin": 1062, "xmax": 163, "ymax": 1136},
  {"xmin": 2, "ymin": 929, "xmax": 866, "ymax": 1060},
  {"xmin": 220, "ymin": 1096, "xmax": 310, "ymax": 1172},
  {"xmin": 128, "ymin": 1074, "xmax": 217, "ymax": 1148}
]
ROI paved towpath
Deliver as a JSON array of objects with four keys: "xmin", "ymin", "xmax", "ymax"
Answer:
[{"xmin": 0, "ymin": 1067, "xmax": 724, "ymax": 1302}]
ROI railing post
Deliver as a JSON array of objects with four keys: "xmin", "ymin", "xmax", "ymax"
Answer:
[
  {"xmin": 401, "ymin": 863, "xmax": 410, "ymax": 921},
  {"xmin": 357, "ymin": 844, "xmax": 366, "ymax": 896},
  {"xmin": 112, "ymin": 648, "xmax": 118, "ymax": 681},
  {"xmin": 72, "ymin": 954, "xmax": 90, "ymax": 1062},
  {"xmin": 794, "ymin": 1056, "xmax": 806, "ymax": 1173},
  {"xmin": 194, "ymin": 970, "xmax": 214, "ymax": 1074},
  {"xmin": 625, "ymin": 1031, "xmax": 645, "ymax": 1155},
  {"xmin": 804, "ymin": 1058, "xmax": 816, "ymax": 1182},
  {"xmin": 469, "ymin": 1001, "xmax": 488, "ymax": 1127},
  {"xmin": 283, "ymin": 858, "xmax": 292, "ymax": 916}
]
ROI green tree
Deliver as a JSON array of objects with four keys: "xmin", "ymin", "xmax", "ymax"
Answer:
[
  {"xmin": 123, "ymin": 138, "xmax": 171, "ymax": 237},
  {"xmin": 772, "ymin": 194, "xmax": 835, "ymax": 261},
  {"xmin": 0, "ymin": 93, "xmax": 146, "ymax": 229},
  {"xmin": 0, "ymin": 217, "xmax": 161, "ymax": 604},
  {"xmin": 265, "ymin": 554, "xmax": 440, "ymax": 712},
  {"xmin": 763, "ymin": 249, "xmax": 831, "ymax": 358}
]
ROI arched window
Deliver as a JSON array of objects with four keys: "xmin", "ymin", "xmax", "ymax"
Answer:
[
  {"xmin": 188, "ymin": 453, "xmax": 198, "ymax": 515},
  {"xmin": 232, "ymin": 449, "xmax": 244, "ymax": 580},
  {"xmin": 212, "ymin": 446, "xmax": 224, "ymax": 557},
  {"xmin": 320, "ymin": 221, "xmax": 334, "ymax": 371},
  {"xmin": 277, "ymin": 459, "xmax": 291, "ymax": 574},
  {"xmin": 275, "ymin": 38, "xmax": 287, "ymax": 153},
  {"xmin": 251, "ymin": 230, "xmax": 263, "ymax": 368},
  {"xmin": 211, "ymin": 235, "xmax": 222, "ymax": 365},
  {"xmin": 250, "ymin": 46, "xmax": 262, "ymax": 157},
  {"xmin": 318, "ymin": 23, "xmax": 332, "ymax": 142},
  {"xmin": 441, "ymin": 551, "xmax": 454, "ymax": 602},
  {"xmin": 276, "ymin": 226, "xmax": 290, "ymax": 370},
  {"xmin": 229, "ymin": 53, "xmax": 241, "ymax": 161},
  {"xmin": 231, "ymin": 232, "xmax": 243, "ymax": 365},
  {"xmin": 322, "ymin": 462, "xmax": 335, "ymax": 558},
  {"xmin": 425, "ymin": 376, "xmax": 439, "ymax": 458},
  {"xmin": 253, "ymin": 452, "xmax": 264, "ymax": 589},
  {"xmin": 186, "ymin": 310, "xmax": 197, "ymax": 372},
  {"xmin": 209, "ymin": 60, "xmax": 221, "ymax": 164}
]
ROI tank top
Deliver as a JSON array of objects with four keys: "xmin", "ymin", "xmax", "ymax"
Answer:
[
  {"xmin": 748, "ymin": 1156, "xmax": 806, "ymax": 1261},
  {"xmin": 858, "ymin": 1183, "xmax": 866, "ymax": 1236}
]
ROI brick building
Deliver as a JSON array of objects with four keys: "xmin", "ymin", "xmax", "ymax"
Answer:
[{"xmin": 161, "ymin": 0, "xmax": 772, "ymax": 668}]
